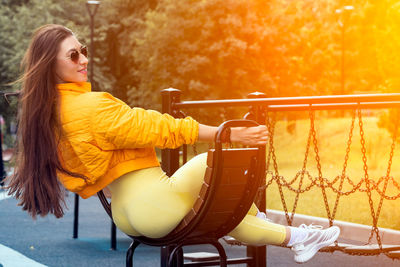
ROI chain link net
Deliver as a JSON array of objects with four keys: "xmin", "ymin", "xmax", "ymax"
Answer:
[{"xmin": 263, "ymin": 108, "xmax": 400, "ymax": 258}]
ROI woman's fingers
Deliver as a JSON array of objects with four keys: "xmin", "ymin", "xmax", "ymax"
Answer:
[
  {"xmin": 230, "ymin": 125, "xmax": 269, "ymax": 145},
  {"xmin": 250, "ymin": 125, "xmax": 269, "ymax": 145}
]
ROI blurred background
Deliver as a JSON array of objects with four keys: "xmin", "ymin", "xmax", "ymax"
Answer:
[{"xmin": 2, "ymin": 0, "xmax": 400, "ymax": 125}]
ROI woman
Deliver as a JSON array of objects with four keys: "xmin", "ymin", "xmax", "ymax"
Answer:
[{"xmin": 7, "ymin": 24, "xmax": 339, "ymax": 264}]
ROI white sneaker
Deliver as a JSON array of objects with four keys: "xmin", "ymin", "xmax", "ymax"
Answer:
[{"xmin": 291, "ymin": 224, "xmax": 340, "ymax": 263}]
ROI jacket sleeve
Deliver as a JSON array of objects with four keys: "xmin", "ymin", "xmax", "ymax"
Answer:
[{"xmin": 89, "ymin": 92, "xmax": 199, "ymax": 150}]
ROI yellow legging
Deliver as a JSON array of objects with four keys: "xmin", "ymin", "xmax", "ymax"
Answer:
[{"xmin": 108, "ymin": 153, "xmax": 286, "ymax": 246}]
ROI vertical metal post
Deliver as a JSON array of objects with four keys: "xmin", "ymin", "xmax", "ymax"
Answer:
[
  {"xmin": 161, "ymin": 246, "xmax": 182, "ymax": 267},
  {"xmin": 336, "ymin": 5, "xmax": 353, "ymax": 98},
  {"xmin": 340, "ymin": 26, "xmax": 345, "ymax": 117},
  {"xmin": 246, "ymin": 92, "xmax": 267, "ymax": 267},
  {"xmin": 161, "ymin": 246, "xmax": 171, "ymax": 267},
  {"xmin": 0, "ymin": 125, "xmax": 5, "ymax": 186},
  {"xmin": 111, "ymin": 222, "xmax": 117, "ymax": 250},
  {"xmin": 340, "ymin": 24, "xmax": 345, "ymax": 96},
  {"xmin": 89, "ymin": 16, "xmax": 95, "ymax": 84},
  {"xmin": 160, "ymin": 88, "xmax": 181, "ymax": 176},
  {"xmin": 86, "ymin": 1, "xmax": 100, "ymax": 86},
  {"xmin": 73, "ymin": 193, "xmax": 79, "ymax": 238}
]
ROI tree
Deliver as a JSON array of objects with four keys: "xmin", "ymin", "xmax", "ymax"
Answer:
[
  {"xmin": 2, "ymin": 0, "xmax": 399, "ymax": 127},
  {"xmin": 132, "ymin": 0, "xmax": 280, "ymax": 110},
  {"xmin": 0, "ymin": 0, "xmax": 92, "ymax": 144},
  {"xmin": 94, "ymin": 0, "xmax": 159, "ymax": 103}
]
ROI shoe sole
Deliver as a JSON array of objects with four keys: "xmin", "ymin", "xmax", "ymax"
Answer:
[{"xmin": 294, "ymin": 226, "xmax": 340, "ymax": 263}]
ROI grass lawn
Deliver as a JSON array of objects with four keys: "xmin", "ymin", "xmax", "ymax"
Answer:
[{"xmin": 265, "ymin": 114, "xmax": 400, "ymax": 231}]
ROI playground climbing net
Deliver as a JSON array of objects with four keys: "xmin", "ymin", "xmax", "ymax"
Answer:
[{"xmin": 257, "ymin": 108, "xmax": 400, "ymax": 259}]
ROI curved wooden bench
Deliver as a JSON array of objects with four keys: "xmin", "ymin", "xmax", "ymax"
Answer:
[{"xmin": 98, "ymin": 120, "xmax": 265, "ymax": 266}]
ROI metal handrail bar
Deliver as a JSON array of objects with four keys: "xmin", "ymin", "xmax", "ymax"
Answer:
[
  {"xmin": 174, "ymin": 93, "xmax": 400, "ymax": 109},
  {"xmin": 268, "ymin": 102, "xmax": 400, "ymax": 112}
]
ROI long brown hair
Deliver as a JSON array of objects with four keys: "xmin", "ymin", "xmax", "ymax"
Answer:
[{"xmin": 7, "ymin": 24, "xmax": 85, "ymax": 218}]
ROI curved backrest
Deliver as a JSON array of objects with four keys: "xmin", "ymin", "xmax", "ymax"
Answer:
[
  {"xmin": 172, "ymin": 147, "xmax": 262, "ymax": 238},
  {"xmin": 98, "ymin": 119, "xmax": 265, "ymax": 246}
]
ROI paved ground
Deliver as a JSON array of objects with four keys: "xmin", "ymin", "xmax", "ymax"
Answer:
[{"xmin": 0, "ymin": 188, "xmax": 399, "ymax": 267}]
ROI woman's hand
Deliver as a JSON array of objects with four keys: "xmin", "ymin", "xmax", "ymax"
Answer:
[
  {"xmin": 198, "ymin": 124, "xmax": 268, "ymax": 146},
  {"xmin": 230, "ymin": 125, "xmax": 269, "ymax": 146}
]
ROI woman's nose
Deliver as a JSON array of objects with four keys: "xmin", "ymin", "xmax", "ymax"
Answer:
[{"xmin": 80, "ymin": 54, "xmax": 89, "ymax": 65}]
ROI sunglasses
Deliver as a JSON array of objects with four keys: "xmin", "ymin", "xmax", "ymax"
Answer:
[{"xmin": 69, "ymin": 46, "xmax": 88, "ymax": 63}]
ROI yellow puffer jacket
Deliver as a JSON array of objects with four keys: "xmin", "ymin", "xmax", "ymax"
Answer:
[{"xmin": 57, "ymin": 82, "xmax": 199, "ymax": 198}]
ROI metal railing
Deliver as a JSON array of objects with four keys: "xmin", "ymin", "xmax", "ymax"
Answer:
[{"xmin": 161, "ymin": 89, "xmax": 400, "ymax": 264}]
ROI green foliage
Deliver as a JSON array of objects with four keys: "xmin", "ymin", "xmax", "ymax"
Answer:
[
  {"xmin": 133, "ymin": 0, "xmax": 278, "ymax": 106},
  {"xmin": 122, "ymin": 0, "xmax": 354, "ymax": 121},
  {"xmin": 92, "ymin": 0, "xmax": 159, "ymax": 103},
  {"xmin": 371, "ymin": 1, "xmax": 400, "ymax": 92},
  {"xmin": 122, "ymin": 0, "xmax": 385, "ymax": 107},
  {"xmin": 2, "ymin": 0, "xmax": 400, "ymax": 129},
  {"xmin": 0, "ymin": 0, "xmax": 95, "ymax": 137}
]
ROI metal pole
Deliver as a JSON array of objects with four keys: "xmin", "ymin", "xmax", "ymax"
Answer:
[
  {"xmin": 160, "ymin": 88, "xmax": 181, "ymax": 176},
  {"xmin": 89, "ymin": 15, "xmax": 94, "ymax": 84},
  {"xmin": 73, "ymin": 193, "xmax": 79, "ymax": 238},
  {"xmin": 336, "ymin": 5, "xmax": 353, "ymax": 97},
  {"xmin": 74, "ymin": 0, "xmax": 99, "ymax": 240},
  {"xmin": 0, "ymin": 125, "xmax": 5, "ymax": 186},
  {"xmin": 111, "ymin": 222, "xmax": 117, "ymax": 250},
  {"xmin": 341, "ymin": 24, "xmax": 345, "ymax": 96},
  {"xmin": 86, "ymin": 1, "xmax": 100, "ymax": 86},
  {"xmin": 246, "ymin": 92, "xmax": 267, "ymax": 267}
]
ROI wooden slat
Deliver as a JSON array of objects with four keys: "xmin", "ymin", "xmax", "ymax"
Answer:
[
  {"xmin": 193, "ymin": 197, "xmax": 204, "ymax": 212},
  {"xmin": 199, "ymin": 211, "xmax": 232, "ymax": 223},
  {"xmin": 174, "ymin": 159, "xmax": 250, "ymax": 234},
  {"xmin": 214, "ymin": 184, "xmax": 246, "ymax": 200},
  {"xmin": 184, "ymin": 252, "xmax": 220, "ymax": 261},
  {"xmin": 204, "ymin": 167, "xmax": 212, "ymax": 184},
  {"xmin": 207, "ymin": 148, "xmax": 257, "ymax": 168},
  {"xmin": 319, "ymin": 242, "xmax": 353, "ymax": 252},
  {"xmin": 344, "ymin": 244, "xmax": 400, "ymax": 254},
  {"xmin": 184, "ymin": 257, "xmax": 253, "ymax": 266},
  {"xmin": 387, "ymin": 251, "xmax": 400, "ymax": 259},
  {"xmin": 216, "ymin": 167, "xmax": 249, "ymax": 183},
  {"xmin": 209, "ymin": 198, "xmax": 242, "ymax": 213},
  {"xmin": 171, "ymin": 146, "xmax": 261, "ymax": 239},
  {"xmin": 198, "ymin": 184, "xmax": 208, "ymax": 201},
  {"xmin": 226, "ymin": 168, "xmax": 252, "ymax": 184},
  {"xmin": 198, "ymin": 213, "xmax": 232, "ymax": 229}
]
